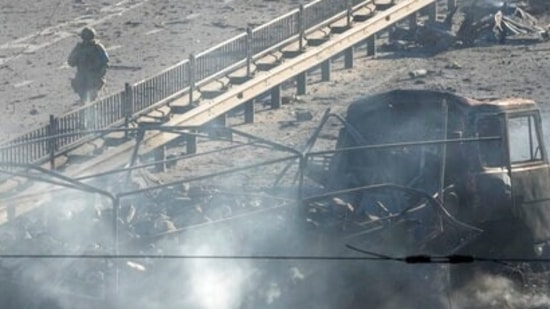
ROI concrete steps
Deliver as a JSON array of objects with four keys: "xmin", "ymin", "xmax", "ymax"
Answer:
[
  {"xmin": 330, "ymin": 16, "xmax": 353, "ymax": 34},
  {"xmin": 228, "ymin": 64, "xmax": 257, "ymax": 84},
  {"xmin": 306, "ymin": 27, "xmax": 331, "ymax": 46},
  {"xmin": 66, "ymin": 138, "xmax": 105, "ymax": 161},
  {"xmin": 137, "ymin": 105, "xmax": 172, "ymax": 127},
  {"xmin": 354, "ymin": 4, "xmax": 377, "ymax": 22},
  {"xmin": 255, "ymin": 51, "xmax": 283, "ymax": 71},
  {"xmin": 199, "ymin": 77, "xmax": 231, "ymax": 99},
  {"xmin": 281, "ymin": 40, "xmax": 305, "ymax": 58},
  {"xmin": 168, "ymin": 90, "xmax": 202, "ymax": 114}
]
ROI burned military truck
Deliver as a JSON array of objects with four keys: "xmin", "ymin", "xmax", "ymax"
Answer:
[{"xmin": 303, "ymin": 89, "xmax": 550, "ymax": 285}]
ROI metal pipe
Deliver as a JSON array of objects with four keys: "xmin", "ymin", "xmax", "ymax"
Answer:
[
  {"xmin": 328, "ymin": 113, "xmax": 368, "ymax": 144},
  {"xmin": 126, "ymin": 129, "xmax": 144, "ymax": 181},
  {"xmin": 246, "ymin": 27, "xmax": 252, "ymax": 78},
  {"xmin": 438, "ymin": 100, "xmax": 448, "ymax": 202},
  {"xmin": 125, "ymin": 203, "xmax": 292, "ymax": 244},
  {"xmin": 75, "ymin": 141, "xmax": 260, "ymax": 181},
  {"xmin": 0, "ymin": 169, "xmax": 88, "ymax": 192},
  {"xmin": 307, "ymin": 136, "xmax": 502, "ymax": 158},
  {"xmin": 528, "ymin": 115, "xmax": 534, "ymax": 159},
  {"xmin": 302, "ymin": 109, "xmax": 332, "ymax": 155},
  {"xmin": 219, "ymin": 126, "xmax": 302, "ymax": 156},
  {"xmin": 0, "ymin": 163, "xmax": 115, "ymax": 201},
  {"xmin": 273, "ymin": 109, "xmax": 331, "ymax": 187},
  {"xmin": 299, "ymin": 5, "xmax": 305, "ymax": 51},
  {"xmin": 118, "ymin": 155, "xmax": 299, "ymax": 197}
]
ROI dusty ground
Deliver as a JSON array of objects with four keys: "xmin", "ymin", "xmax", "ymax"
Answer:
[{"xmin": 0, "ymin": 0, "xmax": 303, "ymax": 140}]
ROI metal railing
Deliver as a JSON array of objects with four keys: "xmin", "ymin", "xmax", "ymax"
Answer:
[
  {"xmin": 0, "ymin": 0, "xmax": 376, "ymax": 170},
  {"xmin": 132, "ymin": 60, "xmax": 191, "ymax": 116}
]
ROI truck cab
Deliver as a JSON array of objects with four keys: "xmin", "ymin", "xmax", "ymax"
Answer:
[
  {"xmin": 317, "ymin": 89, "xmax": 550, "ymax": 265},
  {"xmin": 455, "ymin": 96, "xmax": 550, "ymax": 259}
]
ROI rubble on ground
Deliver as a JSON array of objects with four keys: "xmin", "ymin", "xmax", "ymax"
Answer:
[
  {"xmin": 389, "ymin": 1, "xmax": 550, "ymax": 51},
  {"xmin": 528, "ymin": 0, "xmax": 550, "ymax": 13},
  {"xmin": 0, "ymin": 176, "xmax": 289, "ymax": 307}
]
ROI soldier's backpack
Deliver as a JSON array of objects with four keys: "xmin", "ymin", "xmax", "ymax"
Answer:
[
  {"xmin": 77, "ymin": 42, "xmax": 109, "ymax": 76},
  {"xmin": 91, "ymin": 43, "xmax": 109, "ymax": 76}
]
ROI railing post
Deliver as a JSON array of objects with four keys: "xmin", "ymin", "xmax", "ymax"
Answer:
[
  {"xmin": 321, "ymin": 60, "xmax": 331, "ymax": 81},
  {"xmin": 271, "ymin": 85, "xmax": 282, "ymax": 109},
  {"xmin": 124, "ymin": 82, "xmax": 134, "ymax": 139},
  {"xmin": 246, "ymin": 27, "xmax": 253, "ymax": 78},
  {"xmin": 448, "ymin": 0, "xmax": 456, "ymax": 12},
  {"xmin": 297, "ymin": 72, "xmax": 306, "ymax": 95},
  {"xmin": 244, "ymin": 99, "xmax": 255, "ymax": 124},
  {"xmin": 154, "ymin": 145, "xmax": 166, "ymax": 173},
  {"xmin": 427, "ymin": 1, "xmax": 438, "ymax": 23},
  {"xmin": 186, "ymin": 131, "xmax": 197, "ymax": 154},
  {"xmin": 409, "ymin": 12, "xmax": 418, "ymax": 33},
  {"xmin": 207, "ymin": 114, "xmax": 229, "ymax": 140},
  {"xmin": 367, "ymin": 35, "xmax": 376, "ymax": 57},
  {"xmin": 298, "ymin": 4, "xmax": 305, "ymax": 51},
  {"xmin": 346, "ymin": 0, "xmax": 353, "ymax": 28},
  {"xmin": 344, "ymin": 47, "xmax": 354, "ymax": 69},
  {"xmin": 48, "ymin": 114, "xmax": 57, "ymax": 170},
  {"xmin": 189, "ymin": 53, "xmax": 196, "ymax": 105}
]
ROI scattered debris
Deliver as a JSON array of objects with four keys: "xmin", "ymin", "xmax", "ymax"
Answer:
[
  {"xmin": 13, "ymin": 80, "xmax": 33, "ymax": 88},
  {"xmin": 295, "ymin": 109, "xmax": 313, "ymax": 122},
  {"xmin": 279, "ymin": 120, "xmax": 299, "ymax": 129},
  {"xmin": 409, "ymin": 69, "xmax": 429, "ymax": 78},
  {"xmin": 28, "ymin": 94, "xmax": 47, "ymax": 100},
  {"xmin": 528, "ymin": 0, "xmax": 550, "ymax": 12},
  {"xmin": 281, "ymin": 95, "xmax": 293, "ymax": 105},
  {"xmin": 382, "ymin": 40, "xmax": 410, "ymax": 51},
  {"xmin": 444, "ymin": 62, "xmax": 462, "ymax": 69},
  {"xmin": 396, "ymin": 1, "xmax": 550, "ymax": 50},
  {"xmin": 124, "ymin": 21, "xmax": 141, "ymax": 27}
]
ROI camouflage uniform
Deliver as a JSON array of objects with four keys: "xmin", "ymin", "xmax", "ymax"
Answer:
[{"xmin": 68, "ymin": 27, "xmax": 109, "ymax": 103}]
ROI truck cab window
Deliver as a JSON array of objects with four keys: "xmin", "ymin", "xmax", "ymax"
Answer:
[
  {"xmin": 477, "ymin": 116, "xmax": 504, "ymax": 167},
  {"xmin": 508, "ymin": 115, "xmax": 542, "ymax": 164}
]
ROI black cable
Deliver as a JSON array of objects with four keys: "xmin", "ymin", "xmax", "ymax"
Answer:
[
  {"xmin": 0, "ymin": 254, "xmax": 381, "ymax": 261},
  {"xmin": 0, "ymin": 253, "xmax": 548, "ymax": 264}
]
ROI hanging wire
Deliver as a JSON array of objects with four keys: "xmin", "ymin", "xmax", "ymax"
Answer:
[{"xmin": 1, "ymin": 247, "xmax": 550, "ymax": 265}]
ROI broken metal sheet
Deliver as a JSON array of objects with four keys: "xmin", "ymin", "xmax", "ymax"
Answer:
[{"xmin": 403, "ymin": 2, "xmax": 549, "ymax": 49}]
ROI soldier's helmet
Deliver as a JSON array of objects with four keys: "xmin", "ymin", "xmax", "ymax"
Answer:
[{"xmin": 80, "ymin": 27, "xmax": 96, "ymax": 41}]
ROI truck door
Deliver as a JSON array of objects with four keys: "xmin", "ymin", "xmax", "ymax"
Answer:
[
  {"xmin": 506, "ymin": 111, "xmax": 550, "ymax": 245},
  {"xmin": 471, "ymin": 114, "xmax": 512, "ymax": 224}
]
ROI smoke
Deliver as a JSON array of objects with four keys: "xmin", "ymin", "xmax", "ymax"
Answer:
[
  {"xmin": 0, "ymin": 189, "xmax": 116, "ymax": 309},
  {"xmin": 5, "ymin": 98, "xmax": 550, "ymax": 309},
  {"xmin": 452, "ymin": 273, "xmax": 550, "ymax": 309},
  {"xmin": 188, "ymin": 261, "xmax": 245, "ymax": 309}
]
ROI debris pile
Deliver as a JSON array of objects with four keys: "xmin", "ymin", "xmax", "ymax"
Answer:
[
  {"xmin": 389, "ymin": 1, "xmax": 550, "ymax": 51},
  {"xmin": 528, "ymin": 0, "xmax": 550, "ymax": 13},
  {"xmin": 0, "ymin": 178, "xmax": 289, "ymax": 308},
  {"xmin": 456, "ymin": 1, "xmax": 549, "ymax": 45}
]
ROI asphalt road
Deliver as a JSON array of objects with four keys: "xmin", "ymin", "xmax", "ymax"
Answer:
[{"xmin": 0, "ymin": 0, "xmax": 304, "ymax": 141}]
